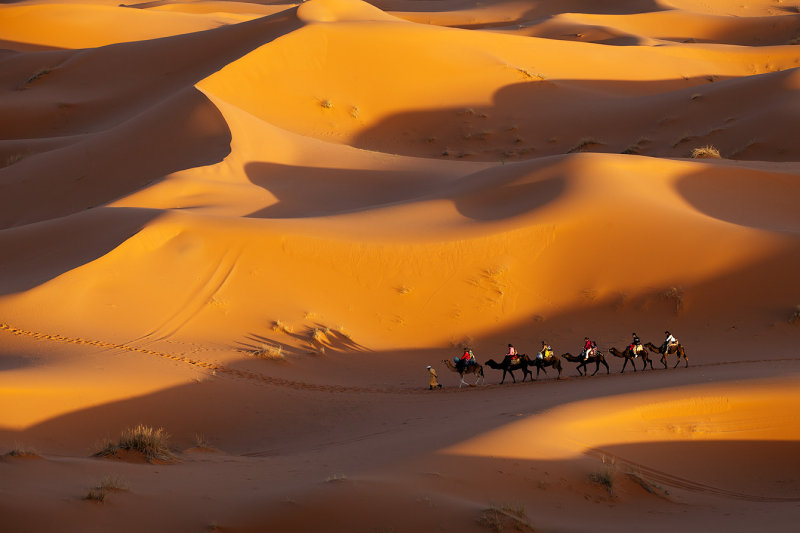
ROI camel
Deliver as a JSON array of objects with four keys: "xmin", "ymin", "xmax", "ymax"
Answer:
[
  {"xmin": 442, "ymin": 359, "xmax": 485, "ymax": 388},
  {"xmin": 483, "ymin": 355, "xmax": 532, "ymax": 384},
  {"xmin": 645, "ymin": 342, "xmax": 688, "ymax": 369},
  {"xmin": 527, "ymin": 353, "xmax": 562, "ymax": 380},
  {"xmin": 608, "ymin": 346, "xmax": 653, "ymax": 373},
  {"xmin": 560, "ymin": 351, "xmax": 609, "ymax": 376}
]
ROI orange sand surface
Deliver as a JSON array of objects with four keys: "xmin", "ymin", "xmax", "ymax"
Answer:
[{"xmin": 1, "ymin": 0, "xmax": 799, "ymax": 531}]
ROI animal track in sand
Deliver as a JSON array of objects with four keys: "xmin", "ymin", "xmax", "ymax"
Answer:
[
  {"xmin": 2, "ymin": 323, "xmax": 797, "ymax": 394},
  {"xmin": 0, "ymin": 322, "xmax": 402, "ymax": 394}
]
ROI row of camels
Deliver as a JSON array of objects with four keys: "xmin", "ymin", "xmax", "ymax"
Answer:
[{"xmin": 442, "ymin": 342, "xmax": 688, "ymax": 387}]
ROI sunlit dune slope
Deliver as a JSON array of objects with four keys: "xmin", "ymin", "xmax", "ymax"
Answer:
[
  {"xmin": 447, "ymin": 377, "xmax": 800, "ymax": 460},
  {"xmin": 0, "ymin": 3, "xmax": 247, "ymax": 49},
  {"xmin": 197, "ymin": 0, "xmax": 800, "ymax": 160},
  {"xmin": 0, "ymin": 0, "xmax": 798, "ymax": 351},
  {"xmin": 2, "ymin": 146, "xmax": 798, "ymax": 350}
]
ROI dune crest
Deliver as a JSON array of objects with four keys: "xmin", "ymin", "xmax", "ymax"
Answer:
[{"xmin": 297, "ymin": 0, "xmax": 401, "ymax": 23}]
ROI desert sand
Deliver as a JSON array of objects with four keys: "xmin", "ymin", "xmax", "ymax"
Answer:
[{"xmin": 1, "ymin": 0, "xmax": 799, "ymax": 531}]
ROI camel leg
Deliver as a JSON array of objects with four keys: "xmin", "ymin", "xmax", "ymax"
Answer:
[
  {"xmin": 620, "ymin": 358, "xmax": 628, "ymax": 373},
  {"xmin": 673, "ymin": 357, "xmax": 681, "ymax": 369}
]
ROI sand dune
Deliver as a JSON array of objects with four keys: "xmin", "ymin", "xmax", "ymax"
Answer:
[{"xmin": 1, "ymin": 0, "xmax": 799, "ymax": 531}]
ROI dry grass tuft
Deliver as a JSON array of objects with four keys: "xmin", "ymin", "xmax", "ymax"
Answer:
[
  {"xmin": 84, "ymin": 475, "xmax": 128, "ymax": 503},
  {"xmin": 320, "ymin": 99, "xmax": 333, "ymax": 109},
  {"xmin": 272, "ymin": 320, "xmax": 294, "ymax": 334},
  {"xmin": 119, "ymin": 425, "xmax": 174, "ymax": 462},
  {"xmin": 325, "ymin": 473, "xmax": 347, "ymax": 483},
  {"xmin": 251, "ymin": 342, "xmax": 285, "ymax": 360},
  {"xmin": 691, "ymin": 145, "xmax": 721, "ymax": 159},
  {"xmin": 590, "ymin": 468, "xmax": 615, "ymax": 495},
  {"xmin": 310, "ymin": 327, "xmax": 329, "ymax": 344},
  {"xmin": 95, "ymin": 425, "xmax": 176, "ymax": 463},
  {"xmin": 590, "ymin": 454, "xmax": 616, "ymax": 495},
  {"xmin": 6, "ymin": 443, "xmax": 39, "ymax": 458},
  {"xmin": 194, "ymin": 433, "xmax": 211, "ymax": 448},
  {"xmin": 85, "ymin": 487, "xmax": 107, "ymax": 503},
  {"xmin": 790, "ymin": 304, "xmax": 800, "ymax": 325}
]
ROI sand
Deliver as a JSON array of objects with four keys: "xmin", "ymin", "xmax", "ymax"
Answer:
[{"xmin": 1, "ymin": 0, "xmax": 799, "ymax": 531}]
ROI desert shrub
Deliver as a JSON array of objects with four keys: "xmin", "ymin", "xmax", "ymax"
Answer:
[
  {"xmin": 691, "ymin": 145, "xmax": 721, "ymax": 158},
  {"xmin": 791, "ymin": 305, "xmax": 800, "ymax": 324},
  {"xmin": 119, "ymin": 425, "xmax": 174, "ymax": 462},
  {"xmin": 590, "ymin": 468, "xmax": 615, "ymax": 494},
  {"xmin": 252, "ymin": 343, "xmax": 285, "ymax": 360},
  {"xmin": 95, "ymin": 425, "xmax": 175, "ymax": 463},
  {"xmin": 5, "ymin": 443, "xmax": 39, "ymax": 458},
  {"xmin": 85, "ymin": 475, "xmax": 128, "ymax": 503}
]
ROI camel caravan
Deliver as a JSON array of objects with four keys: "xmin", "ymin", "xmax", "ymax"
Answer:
[{"xmin": 440, "ymin": 331, "xmax": 687, "ymax": 388}]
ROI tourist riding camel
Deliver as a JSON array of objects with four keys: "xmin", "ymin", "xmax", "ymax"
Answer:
[
  {"xmin": 454, "ymin": 346, "xmax": 476, "ymax": 372},
  {"xmin": 630, "ymin": 332, "xmax": 643, "ymax": 358},
  {"xmin": 662, "ymin": 331, "xmax": 678, "ymax": 354},
  {"xmin": 581, "ymin": 337, "xmax": 597, "ymax": 361},
  {"xmin": 537, "ymin": 341, "xmax": 553, "ymax": 360},
  {"xmin": 506, "ymin": 343, "xmax": 518, "ymax": 363}
]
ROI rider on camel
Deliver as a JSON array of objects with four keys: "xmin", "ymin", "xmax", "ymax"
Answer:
[
  {"xmin": 630, "ymin": 332, "xmax": 642, "ymax": 358},
  {"xmin": 537, "ymin": 341, "xmax": 553, "ymax": 360},
  {"xmin": 506, "ymin": 343, "xmax": 518, "ymax": 363},
  {"xmin": 582, "ymin": 337, "xmax": 596, "ymax": 361},
  {"xmin": 661, "ymin": 331, "xmax": 678, "ymax": 354},
  {"xmin": 455, "ymin": 346, "xmax": 475, "ymax": 372}
]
